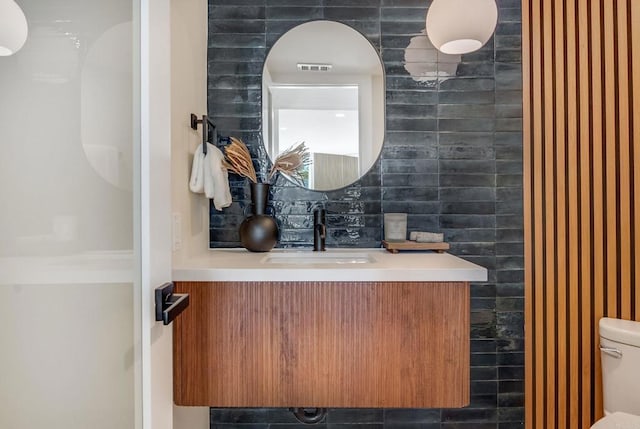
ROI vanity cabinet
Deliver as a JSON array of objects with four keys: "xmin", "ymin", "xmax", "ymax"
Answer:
[{"xmin": 172, "ymin": 280, "xmax": 470, "ymax": 408}]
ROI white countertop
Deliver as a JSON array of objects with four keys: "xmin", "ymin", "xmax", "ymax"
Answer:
[{"xmin": 172, "ymin": 248, "xmax": 487, "ymax": 282}]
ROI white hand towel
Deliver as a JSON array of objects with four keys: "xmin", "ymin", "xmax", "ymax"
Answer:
[
  {"xmin": 204, "ymin": 143, "xmax": 232, "ymax": 211},
  {"xmin": 189, "ymin": 143, "xmax": 205, "ymax": 193}
]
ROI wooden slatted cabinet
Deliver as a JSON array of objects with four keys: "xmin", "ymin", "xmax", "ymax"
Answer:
[{"xmin": 173, "ymin": 281, "xmax": 470, "ymax": 408}]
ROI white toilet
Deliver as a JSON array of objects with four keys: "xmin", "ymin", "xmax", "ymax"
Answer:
[{"xmin": 591, "ymin": 318, "xmax": 640, "ymax": 428}]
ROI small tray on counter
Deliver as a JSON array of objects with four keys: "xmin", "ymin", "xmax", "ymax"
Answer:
[{"xmin": 382, "ymin": 240, "xmax": 450, "ymax": 254}]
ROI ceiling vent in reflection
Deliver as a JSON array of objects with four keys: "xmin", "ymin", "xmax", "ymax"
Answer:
[{"xmin": 297, "ymin": 63, "xmax": 332, "ymax": 72}]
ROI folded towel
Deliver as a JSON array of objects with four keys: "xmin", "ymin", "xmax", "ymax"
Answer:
[
  {"xmin": 189, "ymin": 143, "xmax": 206, "ymax": 193},
  {"xmin": 189, "ymin": 143, "xmax": 232, "ymax": 211},
  {"xmin": 203, "ymin": 143, "xmax": 232, "ymax": 211},
  {"xmin": 409, "ymin": 231, "xmax": 444, "ymax": 243}
]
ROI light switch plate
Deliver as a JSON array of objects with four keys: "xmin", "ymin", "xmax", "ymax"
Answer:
[{"xmin": 172, "ymin": 212, "xmax": 182, "ymax": 251}]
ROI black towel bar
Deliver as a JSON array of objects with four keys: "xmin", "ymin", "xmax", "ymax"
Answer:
[{"xmin": 190, "ymin": 113, "xmax": 217, "ymax": 155}]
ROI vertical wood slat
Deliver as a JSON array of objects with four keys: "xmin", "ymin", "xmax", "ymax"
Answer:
[
  {"xmin": 553, "ymin": 0, "xmax": 568, "ymax": 426},
  {"xmin": 542, "ymin": 0, "xmax": 556, "ymax": 427},
  {"xmin": 577, "ymin": 2, "xmax": 592, "ymax": 426},
  {"xmin": 565, "ymin": 0, "xmax": 580, "ymax": 426},
  {"xmin": 531, "ymin": 0, "xmax": 545, "ymax": 426},
  {"xmin": 523, "ymin": 1, "xmax": 640, "ymax": 427},
  {"xmin": 591, "ymin": 1, "xmax": 605, "ymax": 418},
  {"xmin": 573, "ymin": 1, "xmax": 593, "ymax": 427},
  {"xmin": 633, "ymin": 0, "xmax": 640, "ymax": 321},
  {"xmin": 617, "ymin": 1, "xmax": 631, "ymax": 322}
]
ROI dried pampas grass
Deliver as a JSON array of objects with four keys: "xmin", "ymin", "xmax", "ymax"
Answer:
[
  {"xmin": 223, "ymin": 137, "xmax": 257, "ymax": 183},
  {"xmin": 268, "ymin": 142, "xmax": 310, "ymax": 184}
]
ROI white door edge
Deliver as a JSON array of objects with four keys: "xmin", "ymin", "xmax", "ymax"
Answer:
[{"xmin": 140, "ymin": 0, "xmax": 174, "ymax": 428}]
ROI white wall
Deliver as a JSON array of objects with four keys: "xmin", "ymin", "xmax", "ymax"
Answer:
[
  {"xmin": 169, "ymin": 0, "xmax": 209, "ymax": 426},
  {"xmin": 170, "ymin": 0, "xmax": 210, "ymax": 266}
]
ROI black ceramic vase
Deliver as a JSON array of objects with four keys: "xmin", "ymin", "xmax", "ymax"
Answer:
[{"xmin": 239, "ymin": 183, "xmax": 279, "ymax": 252}]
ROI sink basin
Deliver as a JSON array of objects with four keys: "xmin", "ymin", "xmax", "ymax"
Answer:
[{"xmin": 261, "ymin": 252, "xmax": 375, "ymax": 265}]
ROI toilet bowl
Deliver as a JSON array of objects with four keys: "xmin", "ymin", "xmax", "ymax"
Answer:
[{"xmin": 590, "ymin": 318, "xmax": 640, "ymax": 428}]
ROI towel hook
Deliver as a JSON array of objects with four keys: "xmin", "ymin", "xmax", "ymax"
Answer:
[{"xmin": 190, "ymin": 113, "xmax": 217, "ymax": 155}]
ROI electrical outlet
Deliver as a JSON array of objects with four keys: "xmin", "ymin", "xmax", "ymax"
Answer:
[{"xmin": 172, "ymin": 213, "xmax": 182, "ymax": 251}]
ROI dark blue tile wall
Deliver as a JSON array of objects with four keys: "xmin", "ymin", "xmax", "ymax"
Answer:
[{"xmin": 207, "ymin": 0, "xmax": 523, "ymax": 427}]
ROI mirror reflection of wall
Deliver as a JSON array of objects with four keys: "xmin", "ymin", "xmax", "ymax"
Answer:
[
  {"xmin": 268, "ymin": 85, "xmax": 361, "ymax": 190},
  {"xmin": 262, "ymin": 20, "xmax": 385, "ymax": 191}
]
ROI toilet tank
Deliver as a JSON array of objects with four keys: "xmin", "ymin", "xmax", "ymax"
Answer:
[{"xmin": 599, "ymin": 318, "xmax": 640, "ymax": 415}]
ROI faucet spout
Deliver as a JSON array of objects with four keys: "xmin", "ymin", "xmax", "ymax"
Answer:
[{"xmin": 313, "ymin": 208, "xmax": 326, "ymax": 251}]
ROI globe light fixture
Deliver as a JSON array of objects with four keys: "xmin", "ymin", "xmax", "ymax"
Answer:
[
  {"xmin": 426, "ymin": 0, "xmax": 498, "ymax": 55},
  {"xmin": 0, "ymin": 0, "xmax": 28, "ymax": 56}
]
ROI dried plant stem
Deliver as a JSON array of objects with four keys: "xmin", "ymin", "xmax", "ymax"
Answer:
[
  {"xmin": 224, "ymin": 137, "xmax": 257, "ymax": 183},
  {"xmin": 269, "ymin": 142, "xmax": 310, "ymax": 184}
]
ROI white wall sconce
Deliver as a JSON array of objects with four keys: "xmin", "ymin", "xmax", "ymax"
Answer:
[
  {"xmin": 0, "ymin": 0, "xmax": 28, "ymax": 56},
  {"xmin": 426, "ymin": 0, "xmax": 498, "ymax": 55}
]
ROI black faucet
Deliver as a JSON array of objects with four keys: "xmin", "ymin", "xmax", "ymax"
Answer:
[{"xmin": 313, "ymin": 208, "xmax": 326, "ymax": 251}]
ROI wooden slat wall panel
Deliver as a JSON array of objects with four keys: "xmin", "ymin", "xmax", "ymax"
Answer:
[{"xmin": 523, "ymin": 0, "xmax": 640, "ymax": 427}]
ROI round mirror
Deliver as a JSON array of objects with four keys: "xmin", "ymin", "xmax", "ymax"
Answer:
[{"xmin": 262, "ymin": 20, "xmax": 385, "ymax": 191}]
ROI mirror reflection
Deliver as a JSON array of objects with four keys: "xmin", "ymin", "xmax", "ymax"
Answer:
[{"xmin": 262, "ymin": 20, "xmax": 385, "ymax": 191}]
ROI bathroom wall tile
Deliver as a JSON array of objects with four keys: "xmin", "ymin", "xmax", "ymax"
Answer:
[
  {"xmin": 496, "ymin": 104, "xmax": 523, "ymax": 118},
  {"xmin": 440, "ymin": 172, "xmax": 496, "ymax": 189},
  {"xmin": 497, "ymin": 0, "xmax": 521, "ymax": 9},
  {"xmin": 439, "ymin": 90, "xmax": 495, "ymax": 105},
  {"xmin": 468, "ymin": 394, "xmax": 498, "ymax": 409},
  {"xmin": 471, "ymin": 283, "xmax": 496, "ymax": 298},
  {"xmin": 472, "ymin": 297, "xmax": 497, "ymax": 310},
  {"xmin": 325, "ymin": 7, "xmax": 381, "ymax": 21},
  {"xmin": 382, "ymin": 173, "xmax": 438, "ymax": 187},
  {"xmin": 441, "ymin": 201, "xmax": 495, "ymax": 215},
  {"xmin": 472, "ymin": 352, "xmax": 498, "ymax": 367},
  {"xmin": 383, "ymin": 425, "xmax": 439, "ymax": 429},
  {"xmin": 380, "ymin": 7, "xmax": 427, "ymax": 22},
  {"xmin": 210, "ymin": 5, "xmax": 265, "ymax": 19},
  {"xmin": 460, "ymin": 49, "xmax": 494, "ymax": 63},
  {"xmin": 386, "ymin": 117, "xmax": 437, "ymax": 131},
  {"xmin": 382, "ymin": 0, "xmax": 431, "ymax": 6},
  {"xmin": 387, "ymin": 104, "xmax": 437, "ymax": 118},
  {"xmin": 441, "ymin": 408, "xmax": 497, "ymax": 423},
  {"xmin": 441, "ymin": 424, "xmax": 496, "ymax": 429},
  {"xmin": 327, "ymin": 409, "xmax": 384, "ymax": 424},
  {"xmin": 326, "ymin": 425, "xmax": 383, "ymax": 429},
  {"xmin": 384, "ymin": 409, "xmax": 441, "ymax": 423},
  {"xmin": 498, "ymin": 392, "xmax": 525, "ymax": 408},
  {"xmin": 386, "ymin": 90, "xmax": 438, "ymax": 105},
  {"xmin": 498, "ymin": 407, "xmax": 524, "ymax": 422},
  {"xmin": 472, "ymin": 339, "xmax": 496, "ymax": 353},
  {"xmin": 471, "ymin": 380, "xmax": 499, "ymax": 396},
  {"xmin": 265, "ymin": 6, "xmax": 322, "ymax": 19},
  {"xmin": 266, "ymin": 0, "xmax": 321, "ymax": 5},
  {"xmin": 439, "ymin": 132, "xmax": 495, "ymax": 146},
  {"xmin": 325, "ymin": 0, "xmax": 382, "ymax": 6},
  {"xmin": 497, "ymin": 352, "xmax": 524, "ymax": 366},
  {"xmin": 270, "ymin": 425, "xmax": 327, "ymax": 429},
  {"xmin": 439, "ymin": 187, "xmax": 496, "ymax": 201},
  {"xmin": 382, "ymin": 201, "xmax": 439, "ymax": 214},
  {"xmin": 497, "ymin": 174, "xmax": 523, "ymax": 188},
  {"xmin": 438, "ymin": 104, "xmax": 496, "ymax": 119},
  {"xmin": 439, "ymin": 77, "xmax": 495, "ymax": 92},
  {"xmin": 211, "ymin": 409, "xmax": 271, "ymax": 423}
]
